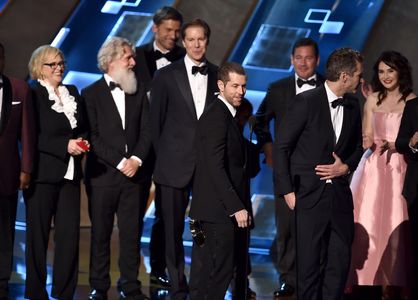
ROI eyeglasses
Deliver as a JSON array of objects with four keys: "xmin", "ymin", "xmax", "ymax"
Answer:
[{"xmin": 43, "ymin": 61, "xmax": 65, "ymax": 70}]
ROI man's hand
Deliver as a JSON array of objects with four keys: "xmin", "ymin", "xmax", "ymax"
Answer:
[
  {"xmin": 121, "ymin": 158, "xmax": 140, "ymax": 178},
  {"xmin": 284, "ymin": 192, "xmax": 296, "ymax": 210},
  {"xmin": 410, "ymin": 132, "xmax": 418, "ymax": 148},
  {"xmin": 234, "ymin": 209, "xmax": 251, "ymax": 228},
  {"xmin": 263, "ymin": 142, "xmax": 273, "ymax": 167},
  {"xmin": 315, "ymin": 152, "xmax": 349, "ymax": 180},
  {"xmin": 19, "ymin": 172, "xmax": 31, "ymax": 190}
]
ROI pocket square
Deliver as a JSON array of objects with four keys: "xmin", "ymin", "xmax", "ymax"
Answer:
[{"xmin": 12, "ymin": 101, "xmax": 21, "ymax": 105}]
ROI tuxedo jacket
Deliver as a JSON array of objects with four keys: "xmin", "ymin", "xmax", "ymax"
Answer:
[
  {"xmin": 150, "ymin": 59, "xmax": 218, "ymax": 188},
  {"xmin": 30, "ymin": 82, "xmax": 87, "ymax": 183},
  {"xmin": 134, "ymin": 42, "xmax": 186, "ymax": 92},
  {"xmin": 0, "ymin": 76, "xmax": 35, "ymax": 196},
  {"xmin": 274, "ymin": 85, "xmax": 363, "ymax": 211},
  {"xmin": 190, "ymin": 98, "xmax": 250, "ymax": 223},
  {"xmin": 255, "ymin": 74, "xmax": 325, "ymax": 146},
  {"xmin": 83, "ymin": 77, "xmax": 151, "ymax": 186},
  {"xmin": 396, "ymin": 97, "xmax": 418, "ymax": 205}
]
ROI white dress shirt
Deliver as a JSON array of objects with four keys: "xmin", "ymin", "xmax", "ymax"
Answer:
[
  {"xmin": 324, "ymin": 81, "xmax": 344, "ymax": 143},
  {"xmin": 184, "ymin": 55, "xmax": 208, "ymax": 119}
]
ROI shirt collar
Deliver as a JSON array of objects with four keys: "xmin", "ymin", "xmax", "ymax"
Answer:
[
  {"xmin": 184, "ymin": 54, "xmax": 206, "ymax": 73},
  {"xmin": 104, "ymin": 73, "xmax": 115, "ymax": 86},
  {"xmin": 324, "ymin": 81, "xmax": 340, "ymax": 104},
  {"xmin": 218, "ymin": 95, "xmax": 236, "ymax": 117},
  {"xmin": 153, "ymin": 41, "xmax": 170, "ymax": 54},
  {"xmin": 295, "ymin": 73, "xmax": 317, "ymax": 82}
]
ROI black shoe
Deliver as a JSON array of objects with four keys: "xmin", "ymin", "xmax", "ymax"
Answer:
[
  {"xmin": 274, "ymin": 283, "xmax": 294, "ymax": 297},
  {"xmin": 88, "ymin": 289, "xmax": 107, "ymax": 300},
  {"xmin": 150, "ymin": 272, "xmax": 171, "ymax": 288},
  {"xmin": 247, "ymin": 286, "xmax": 256, "ymax": 299},
  {"xmin": 119, "ymin": 290, "xmax": 150, "ymax": 300}
]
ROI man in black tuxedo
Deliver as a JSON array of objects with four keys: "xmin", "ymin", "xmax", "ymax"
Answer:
[
  {"xmin": 396, "ymin": 99, "xmax": 418, "ymax": 299},
  {"xmin": 275, "ymin": 48, "xmax": 364, "ymax": 300},
  {"xmin": 254, "ymin": 37, "xmax": 324, "ymax": 298},
  {"xmin": 150, "ymin": 19, "xmax": 218, "ymax": 300},
  {"xmin": 189, "ymin": 62, "xmax": 251, "ymax": 300},
  {"xmin": 0, "ymin": 43, "xmax": 35, "ymax": 300},
  {"xmin": 133, "ymin": 7, "xmax": 185, "ymax": 287},
  {"xmin": 83, "ymin": 37, "xmax": 151, "ymax": 300}
]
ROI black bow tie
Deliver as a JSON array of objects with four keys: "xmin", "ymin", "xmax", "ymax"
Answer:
[
  {"xmin": 109, "ymin": 81, "xmax": 122, "ymax": 91},
  {"xmin": 297, "ymin": 78, "xmax": 316, "ymax": 88},
  {"xmin": 154, "ymin": 50, "xmax": 176, "ymax": 62},
  {"xmin": 192, "ymin": 65, "xmax": 208, "ymax": 75},
  {"xmin": 331, "ymin": 97, "xmax": 347, "ymax": 108}
]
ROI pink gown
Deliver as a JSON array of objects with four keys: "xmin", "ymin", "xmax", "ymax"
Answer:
[{"xmin": 348, "ymin": 111, "xmax": 413, "ymax": 286}]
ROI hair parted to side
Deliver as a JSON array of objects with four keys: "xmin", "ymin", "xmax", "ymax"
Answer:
[
  {"xmin": 97, "ymin": 37, "xmax": 134, "ymax": 73},
  {"xmin": 292, "ymin": 37, "xmax": 319, "ymax": 57},
  {"xmin": 218, "ymin": 61, "xmax": 246, "ymax": 84},
  {"xmin": 326, "ymin": 47, "xmax": 363, "ymax": 82},
  {"xmin": 153, "ymin": 6, "xmax": 183, "ymax": 25},
  {"xmin": 28, "ymin": 45, "xmax": 64, "ymax": 80},
  {"xmin": 371, "ymin": 50, "xmax": 413, "ymax": 105},
  {"xmin": 181, "ymin": 19, "xmax": 211, "ymax": 42}
]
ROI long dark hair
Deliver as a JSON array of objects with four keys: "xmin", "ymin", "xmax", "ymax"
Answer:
[{"xmin": 371, "ymin": 51, "xmax": 413, "ymax": 105}]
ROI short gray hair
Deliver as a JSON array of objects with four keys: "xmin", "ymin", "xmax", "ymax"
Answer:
[{"xmin": 97, "ymin": 36, "xmax": 134, "ymax": 73}]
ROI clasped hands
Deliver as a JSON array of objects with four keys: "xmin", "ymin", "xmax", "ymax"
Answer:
[{"xmin": 67, "ymin": 137, "xmax": 89, "ymax": 156}]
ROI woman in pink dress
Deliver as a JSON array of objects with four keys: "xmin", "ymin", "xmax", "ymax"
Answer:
[{"xmin": 348, "ymin": 51, "xmax": 415, "ymax": 299}]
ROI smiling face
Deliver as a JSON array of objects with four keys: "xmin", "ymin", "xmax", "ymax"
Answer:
[
  {"xmin": 41, "ymin": 52, "xmax": 65, "ymax": 87},
  {"xmin": 182, "ymin": 26, "xmax": 208, "ymax": 64},
  {"xmin": 291, "ymin": 45, "xmax": 319, "ymax": 80},
  {"xmin": 153, "ymin": 19, "xmax": 181, "ymax": 52},
  {"xmin": 378, "ymin": 61, "xmax": 399, "ymax": 91},
  {"xmin": 218, "ymin": 72, "xmax": 247, "ymax": 108}
]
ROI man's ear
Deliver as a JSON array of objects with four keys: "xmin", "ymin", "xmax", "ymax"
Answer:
[
  {"xmin": 217, "ymin": 80, "xmax": 224, "ymax": 93},
  {"xmin": 152, "ymin": 24, "xmax": 158, "ymax": 34}
]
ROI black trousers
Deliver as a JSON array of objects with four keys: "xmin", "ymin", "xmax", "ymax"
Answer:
[
  {"xmin": 24, "ymin": 180, "xmax": 80, "ymax": 300},
  {"xmin": 296, "ymin": 185, "xmax": 354, "ymax": 300},
  {"xmin": 408, "ymin": 200, "xmax": 418, "ymax": 299},
  {"xmin": 275, "ymin": 194, "xmax": 296, "ymax": 287},
  {"xmin": 189, "ymin": 221, "xmax": 235, "ymax": 300},
  {"xmin": 159, "ymin": 184, "xmax": 190, "ymax": 300},
  {"xmin": 87, "ymin": 180, "xmax": 143, "ymax": 295},
  {"xmin": 0, "ymin": 192, "xmax": 18, "ymax": 297},
  {"xmin": 148, "ymin": 183, "xmax": 166, "ymax": 275}
]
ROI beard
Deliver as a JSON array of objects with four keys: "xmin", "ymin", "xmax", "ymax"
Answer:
[{"xmin": 112, "ymin": 67, "xmax": 137, "ymax": 94}]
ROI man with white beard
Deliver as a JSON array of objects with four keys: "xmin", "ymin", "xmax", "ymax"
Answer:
[{"xmin": 83, "ymin": 37, "xmax": 151, "ymax": 300}]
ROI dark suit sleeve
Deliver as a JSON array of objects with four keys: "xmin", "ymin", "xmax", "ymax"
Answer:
[
  {"xmin": 131, "ymin": 87, "xmax": 151, "ymax": 160},
  {"xmin": 201, "ymin": 110, "xmax": 245, "ymax": 216},
  {"xmin": 82, "ymin": 89, "xmax": 125, "ymax": 167},
  {"xmin": 149, "ymin": 69, "xmax": 168, "ymax": 152},
  {"xmin": 33, "ymin": 89, "xmax": 69, "ymax": 162},
  {"xmin": 342, "ymin": 98, "xmax": 363, "ymax": 173},
  {"xmin": 255, "ymin": 86, "xmax": 275, "ymax": 146},
  {"xmin": 274, "ymin": 94, "xmax": 308, "ymax": 195},
  {"xmin": 396, "ymin": 100, "xmax": 417, "ymax": 157},
  {"xmin": 19, "ymin": 80, "xmax": 36, "ymax": 174}
]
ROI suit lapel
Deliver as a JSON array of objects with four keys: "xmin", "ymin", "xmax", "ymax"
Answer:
[
  {"xmin": 335, "ymin": 97, "xmax": 351, "ymax": 150},
  {"xmin": 318, "ymin": 86, "xmax": 335, "ymax": 146},
  {"xmin": 0, "ymin": 76, "xmax": 12, "ymax": 135},
  {"xmin": 205, "ymin": 64, "xmax": 217, "ymax": 109},
  {"xmin": 144, "ymin": 43, "xmax": 156, "ymax": 79},
  {"xmin": 175, "ymin": 62, "xmax": 197, "ymax": 119}
]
